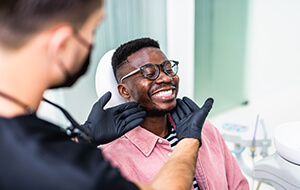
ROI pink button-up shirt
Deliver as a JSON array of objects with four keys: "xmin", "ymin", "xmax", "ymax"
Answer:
[{"xmin": 100, "ymin": 117, "xmax": 249, "ymax": 190}]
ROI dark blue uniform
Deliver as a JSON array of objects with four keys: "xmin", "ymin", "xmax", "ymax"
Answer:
[{"xmin": 0, "ymin": 114, "xmax": 138, "ymax": 190}]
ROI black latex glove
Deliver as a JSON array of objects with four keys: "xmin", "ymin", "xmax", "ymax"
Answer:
[
  {"xmin": 171, "ymin": 97, "xmax": 214, "ymax": 146},
  {"xmin": 81, "ymin": 91, "xmax": 146, "ymax": 145}
]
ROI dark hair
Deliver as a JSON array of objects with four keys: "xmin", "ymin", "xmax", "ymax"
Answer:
[
  {"xmin": 112, "ymin": 37, "xmax": 160, "ymax": 82},
  {"xmin": 0, "ymin": 0, "xmax": 103, "ymax": 49}
]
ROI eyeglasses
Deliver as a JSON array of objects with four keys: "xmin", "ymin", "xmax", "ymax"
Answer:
[{"xmin": 119, "ymin": 60, "xmax": 179, "ymax": 83}]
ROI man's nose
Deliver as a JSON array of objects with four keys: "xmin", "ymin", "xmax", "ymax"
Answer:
[{"xmin": 155, "ymin": 69, "xmax": 172, "ymax": 83}]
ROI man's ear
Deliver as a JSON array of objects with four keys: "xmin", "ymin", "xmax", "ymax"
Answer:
[
  {"xmin": 47, "ymin": 25, "xmax": 74, "ymax": 61},
  {"xmin": 117, "ymin": 83, "xmax": 131, "ymax": 100}
]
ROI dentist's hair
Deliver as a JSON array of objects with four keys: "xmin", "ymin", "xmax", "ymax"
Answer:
[
  {"xmin": 112, "ymin": 37, "xmax": 160, "ymax": 82},
  {"xmin": 0, "ymin": 0, "xmax": 103, "ymax": 49}
]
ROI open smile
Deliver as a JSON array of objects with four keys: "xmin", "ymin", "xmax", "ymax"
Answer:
[
  {"xmin": 152, "ymin": 88, "xmax": 176, "ymax": 100},
  {"xmin": 153, "ymin": 89, "xmax": 173, "ymax": 97}
]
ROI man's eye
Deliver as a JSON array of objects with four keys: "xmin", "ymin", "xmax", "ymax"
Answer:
[{"xmin": 146, "ymin": 73, "xmax": 155, "ymax": 78}]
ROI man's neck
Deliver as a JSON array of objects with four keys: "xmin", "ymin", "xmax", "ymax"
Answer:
[
  {"xmin": 0, "ymin": 47, "xmax": 46, "ymax": 117},
  {"xmin": 0, "ymin": 78, "xmax": 44, "ymax": 117},
  {"xmin": 140, "ymin": 114, "xmax": 169, "ymax": 137}
]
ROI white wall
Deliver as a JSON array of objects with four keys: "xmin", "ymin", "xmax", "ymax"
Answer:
[
  {"xmin": 247, "ymin": 0, "xmax": 300, "ymax": 100},
  {"xmin": 166, "ymin": 0, "xmax": 195, "ymax": 99},
  {"xmin": 210, "ymin": 1, "xmax": 300, "ymax": 188}
]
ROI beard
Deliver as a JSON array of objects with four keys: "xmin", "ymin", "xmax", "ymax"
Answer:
[{"xmin": 144, "ymin": 107, "xmax": 172, "ymax": 117}]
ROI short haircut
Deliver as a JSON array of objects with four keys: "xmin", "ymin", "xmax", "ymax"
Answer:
[
  {"xmin": 112, "ymin": 37, "xmax": 160, "ymax": 82},
  {"xmin": 0, "ymin": 0, "xmax": 103, "ymax": 49}
]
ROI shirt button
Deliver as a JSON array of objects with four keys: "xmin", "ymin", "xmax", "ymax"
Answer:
[
  {"xmin": 158, "ymin": 139, "xmax": 163, "ymax": 143},
  {"xmin": 168, "ymin": 153, "xmax": 172, "ymax": 157}
]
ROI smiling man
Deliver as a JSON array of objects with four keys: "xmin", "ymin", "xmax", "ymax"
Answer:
[
  {"xmin": 115, "ymin": 41, "xmax": 179, "ymax": 137},
  {"xmin": 100, "ymin": 38, "xmax": 249, "ymax": 190}
]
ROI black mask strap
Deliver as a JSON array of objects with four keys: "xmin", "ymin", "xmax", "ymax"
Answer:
[{"xmin": 0, "ymin": 90, "xmax": 34, "ymax": 114}]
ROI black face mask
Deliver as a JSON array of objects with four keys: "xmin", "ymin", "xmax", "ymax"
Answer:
[{"xmin": 50, "ymin": 32, "xmax": 93, "ymax": 89}]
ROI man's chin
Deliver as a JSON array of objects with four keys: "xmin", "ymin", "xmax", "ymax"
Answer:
[{"xmin": 146, "ymin": 108, "xmax": 172, "ymax": 117}]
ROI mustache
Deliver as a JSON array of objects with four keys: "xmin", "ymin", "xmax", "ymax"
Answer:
[{"xmin": 149, "ymin": 82, "xmax": 177, "ymax": 94}]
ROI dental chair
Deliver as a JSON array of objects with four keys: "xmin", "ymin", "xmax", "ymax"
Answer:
[
  {"xmin": 253, "ymin": 122, "xmax": 300, "ymax": 189},
  {"xmin": 95, "ymin": 49, "xmax": 125, "ymax": 108}
]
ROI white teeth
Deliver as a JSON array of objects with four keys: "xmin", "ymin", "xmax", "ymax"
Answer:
[{"xmin": 153, "ymin": 89, "xmax": 173, "ymax": 97}]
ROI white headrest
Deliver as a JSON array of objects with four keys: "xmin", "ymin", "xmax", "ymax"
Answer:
[
  {"xmin": 274, "ymin": 121, "xmax": 300, "ymax": 165},
  {"xmin": 95, "ymin": 49, "xmax": 125, "ymax": 108}
]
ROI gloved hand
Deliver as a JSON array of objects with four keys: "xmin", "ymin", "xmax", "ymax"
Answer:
[
  {"xmin": 171, "ymin": 97, "xmax": 214, "ymax": 146},
  {"xmin": 81, "ymin": 91, "xmax": 146, "ymax": 145}
]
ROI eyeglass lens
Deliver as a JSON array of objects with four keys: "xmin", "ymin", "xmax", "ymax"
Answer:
[{"xmin": 142, "ymin": 60, "xmax": 178, "ymax": 80}]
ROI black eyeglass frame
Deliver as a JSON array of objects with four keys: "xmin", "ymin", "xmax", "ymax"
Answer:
[{"xmin": 119, "ymin": 60, "xmax": 179, "ymax": 84}]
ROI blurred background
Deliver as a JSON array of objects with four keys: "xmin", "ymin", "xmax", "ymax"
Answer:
[{"xmin": 38, "ymin": 0, "xmax": 300, "ymax": 189}]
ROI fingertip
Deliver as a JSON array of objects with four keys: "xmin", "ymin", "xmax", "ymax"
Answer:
[
  {"xmin": 176, "ymin": 98, "xmax": 182, "ymax": 102},
  {"xmin": 182, "ymin": 96, "xmax": 195, "ymax": 104},
  {"xmin": 127, "ymin": 101, "xmax": 139, "ymax": 107},
  {"xmin": 140, "ymin": 110, "xmax": 147, "ymax": 117},
  {"xmin": 99, "ymin": 91, "xmax": 112, "ymax": 108},
  {"xmin": 126, "ymin": 118, "xmax": 144, "ymax": 131},
  {"xmin": 126, "ymin": 102, "xmax": 143, "ymax": 109},
  {"xmin": 120, "ymin": 101, "xmax": 139, "ymax": 110},
  {"xmin": 205, "ymin": 97, "xmax": 214, "ymax": 106},
  {"xmin": 170, "ymin": 110, "xmax": 180, "ymax": 124},
  {"xmin": 202, "ymin": 98, "xmax": 214, "ymax": 112},
  {"xmin": 103, "ymin": 91, "xmax": 112, "ymax": 99},
  {"xmin": 182, "ymin": 96, "xmax": 192, "ymax": 101},
  {"xmin": 134, "ymin": 109, "xmax": 147, "ymax": 118},
  {"xmin": 182, "ymin": 96, "xmax": 199, "ymax": 111},
  {"xmin": 137, "ymin": 118, "xmax": 144, "ymax": 124},
  {"xmin": 134, "ymin": 118, "xmax": 144, "ymax": 128}
]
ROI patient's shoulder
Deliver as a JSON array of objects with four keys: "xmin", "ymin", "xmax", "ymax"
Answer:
[
  {"xmin": 202, "ymin": 120, "xmax": 224, "ymax": 142},
  {"xmin": 99, "ymin": 135, "xmax": 128, "ymax": 151}
]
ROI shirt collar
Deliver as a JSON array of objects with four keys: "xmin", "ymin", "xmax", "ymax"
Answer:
[{"xmin": 125, "ymin": 113, "xmax": 175, "ymax": 157}]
